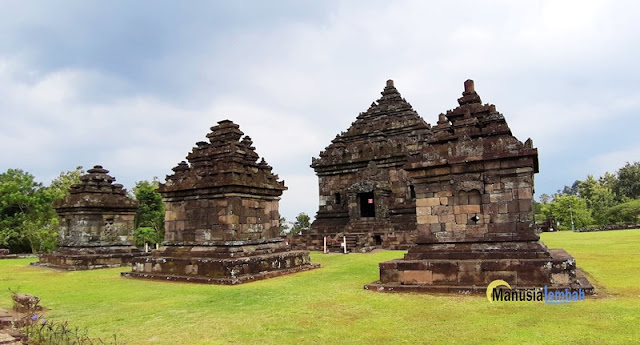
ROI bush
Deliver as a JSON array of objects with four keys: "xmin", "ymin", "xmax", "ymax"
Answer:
[
  {"xmin": 134, "ymin": 227, "xmax": 161, "ymax": 246},
  {"xmin": 607, "ymin": 199, "xmax": 640, "ymax": 224}
]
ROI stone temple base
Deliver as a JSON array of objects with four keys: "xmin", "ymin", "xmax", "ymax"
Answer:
[
  {"xmin": 365, "ymin": 248, "xmax": 594, "ymax": 294},
  {"xmin": 33, "ymin": 246, "xmax": 147, "ymax": 270},
  {"xmin": 121, "ymin": 239, "xmax": 320, "ymax": 284},
  {"xmin": 0, "ymin": 249, "xmax": 18, "ymax": 259}
]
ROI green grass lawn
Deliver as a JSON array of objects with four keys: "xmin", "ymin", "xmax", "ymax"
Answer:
[{"xmin": 1, "ymin": 230, "xmax": 639, "ymax": 345}]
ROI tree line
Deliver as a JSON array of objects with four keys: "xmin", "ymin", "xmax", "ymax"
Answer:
[
  {"xmin": 535, "ymin": 161, "xmax": 640, "ymax": 230},
  {"xmin": 0, "ymin": 167, "xmax": 165, "ymax": 253}
]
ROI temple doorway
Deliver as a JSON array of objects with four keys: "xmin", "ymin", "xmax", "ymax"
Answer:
[{"xmin": 359, "ymin": 192, "xmax": 375, "ymax": 217}]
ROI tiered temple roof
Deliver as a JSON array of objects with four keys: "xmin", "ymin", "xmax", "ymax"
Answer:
[
  {"xmin": 311, "ymin": 80, "xmax": 432, "ymax": 174},
  {"xmin": 408, "ymin": 79, "xmax": 538, "ymax": 172},
  {"xmin": 161, "ymin": 120, "xmax": 287, "ymax": 197},
  {"xmin": 54, "ymin": 165, "xmax": 137, "ymax": 212}
]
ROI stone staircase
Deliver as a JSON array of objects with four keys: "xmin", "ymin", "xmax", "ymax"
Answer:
[{"xmin": 325, "ymin": 233, "xmax": 360, "ymax": 253}]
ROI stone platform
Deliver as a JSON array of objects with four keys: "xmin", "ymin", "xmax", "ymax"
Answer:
[
  {"xmin": 0, "ymin": 249, "xmax": 17, "ymax": 260},
  {"xmin": 34, "ymin": 246, "xmax": 147, "ymax": 270},
  {"xmin": 365, "ymin": 249, "xmax": 594, "ymax": 294},
  {"xmin": 122, "ymin": 239, "xmax": 319, "ymax": 284}
]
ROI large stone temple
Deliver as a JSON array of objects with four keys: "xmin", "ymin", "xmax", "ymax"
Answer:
[
  {"xmin": 365, "ymin": 80, "xmax": 593, "ymax": 293},
  {"xmin": 122, "ymin": 120, "xmax": 319, "ymax": 284},
  {"xmin": 302, "ymin": 80, "xmax": 432, "ymax": 251},
  {"xmin": 36, "ymin": 165, "xmax": 145, "ymax": 270}
]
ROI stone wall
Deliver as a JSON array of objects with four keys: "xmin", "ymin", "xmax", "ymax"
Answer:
[
  {"xmin": 411, "ymin": 157, "xmax": 537, "ymax": 243},
  {"xmin": 57, "ymin": 212, "xmax": 136, "ymax": 247},
  {"xmin": 164, "ymin": 196, "xmax": 280, "ymax": 243}
]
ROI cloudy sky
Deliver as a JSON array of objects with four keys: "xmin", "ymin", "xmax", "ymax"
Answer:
[{"xmin": 1, "ymin": 0, "xmax": 638, "ymax": 221}]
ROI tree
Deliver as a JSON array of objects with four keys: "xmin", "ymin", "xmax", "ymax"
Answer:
[
  {"xmin": 278, "ymin": 216, "xmax": 290, "ymax": 235},
  {"xmin": 606, "ymin": 199, "xmax": 640, "ymax": 224},
  {"xmin": 532, "ymin": 200, "xmax": 543, "ymax": 215},
  {"xmin": 134, "ymin": 227, "xmax": 162, "ymax": 246},
  {"xmin": 0, "ymin": 169, "xmax": 57, "ymax": 253},
  {"xmin": 290, "ymin": 212, "xmax": 311, "ymax": 235},
  {"xmin": 599, "ymin": 172, "xmax": 617, "ymax": 190},
  {"xmin": 543, "ymin": 195, "xmax": 593, "ymax": 230},
  {"xmin": 577, "ymin": 175, "xmax": 617, "ymax": 225},
  {"xmin": 132, "ymin": 179, "xmax": 165, "ymax": 240},
  {"xmin": 539, "ymin": 193, "xmax": 551, "ymax": 204},
  {"xmin": 47, "ymin": 166, "xmax": 83, "ymax": 201},
  {"xmin": 613, "ymin": 162, "xmax": 640, "ymax": 201},
  {"xmin": 559, "ymin": 180, "xmax": 580, "ymax": 196}
]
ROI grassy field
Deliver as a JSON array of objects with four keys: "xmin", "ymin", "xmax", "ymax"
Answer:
[{"xmin": 1, "ymin": 230, "xmax": 639, "ymax": 344}]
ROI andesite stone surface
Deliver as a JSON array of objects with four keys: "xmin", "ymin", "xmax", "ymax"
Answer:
[
  {"xmin": 365, "ymin": 80, "xmax": 593, "ymax": 294},
  {"xmin": 122, "ymin": 120, "xmax": 319, "ymax": 284},
  {"xmin": 297, "ymin": 80, "xmax": 432, "ymax": 252},
  {"xmin": 35, "ymin": 166, "xmax": 145, "ymax": 270}
]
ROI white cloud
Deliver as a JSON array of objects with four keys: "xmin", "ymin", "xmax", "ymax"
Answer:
[
  {"xmin": 278, "ymin": 174, "xmax": 319, "ymax": 222},
  {"xmin": 587, "ymin": 145, "xmax": 640, "ymax": 178},
  {"xmin": 1, "ymin": 0, "xmax": 640, "ymax": 217}
]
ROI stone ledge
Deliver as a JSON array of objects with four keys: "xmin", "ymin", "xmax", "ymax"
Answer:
[
  {"xmin": 121, "ymin": 263, "xmax": 320, "ymax": 285},
  {"xmin": 365, "ymin": 267, "xmax": 594, "ymax": 295},
  {"xmin": 33, "ymin": 251, "xmax": 149, "ymax": 271}
]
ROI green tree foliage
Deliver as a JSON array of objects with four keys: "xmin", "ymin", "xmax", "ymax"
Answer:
[
  {"xmin": 48, "ymin": 166, "xmax": 83, "ymax": 200},
  {"xmin": 541, "ymin": 162, "xmax": 638, "ymax": 228},
  {"xmin": 599, "ymin": 172, "xmax": 618, "ymax": 190},
  {"xmin": 134, "ymin": 226, "xmax": 162, "ymax": 246},
  {"xmin": 539, "ymin": 193, "xmax": 552, "ymax": 204},
  {"xmin": 606, "ymin": 199, "xmax": 640, "ymax": 224},
  {"xmin": 577, "ymin": 175, "xmax": 617, "ymax": 225},
  {"xmin": 0, "ymin": 169, "xmax": 57, "ymax": 253},
  {"xmin": 132, "ymin": 180, "xmax": 165, "ymax": 242},
  {"xmin": 290, "ymin": 212, "xmax": 311, "ymax": 235},
  {"xmin": 613, "ymin": 162, "xmax": 640, "ymax": 201},
  {"xmin": 542, "ymin": 195, "xmax": 593, "ymax": 230},
  {"xmin": 278, "ymin": 216, "xmax": 290, "ymax": 235},
  {"xmin": 558, "ymin": 180, "xmax": 580, "ymax": 196},
  {"xmin": 532, "ymin": 200, "xmax": 543, "ymax": 215}
]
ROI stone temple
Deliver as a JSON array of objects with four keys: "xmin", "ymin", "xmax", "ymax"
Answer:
[
  {"xmin": 301, "ymin": 80, "xmax": 432, "ymax": 252},
  {"xmin": 122, "ymin": 120, "xmax": 319, "ymax": 284},
  {"xmin": 365, "ymin": 80, "xmax": 593, "ymax": 293},
  {"xmin": 36, "ymin": 165, "xmax": 145, "ymax": 270}
]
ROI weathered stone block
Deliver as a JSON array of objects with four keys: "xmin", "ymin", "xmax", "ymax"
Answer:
[
  {"xmin": 416, "ymin": 206, "xmax": 432, "ymax": 216},
  {"xmin": 417, "ymin": 215, "xmax": 439, "ymax": 224},
  {"xmin": 417, "ymin": 198, "xmax": 441, "ymax": 207},
  {"xmin": 401, "ymin": 270, "xmax": 433, "ymax": 284}
]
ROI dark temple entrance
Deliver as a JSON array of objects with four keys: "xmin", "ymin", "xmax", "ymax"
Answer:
[{"xmin": 359, "ymin": 192, "xmax": 375, "ymax": 217}]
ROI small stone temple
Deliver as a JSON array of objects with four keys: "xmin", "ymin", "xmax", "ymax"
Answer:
[
  {"xmin": 366, "ymin": 80, "xmax": 593, "ymax": 293},
  {"xmin": 122, "ymin": 120, "xmax": 319, "ymax": 284},
  {"xmin": 302, "ymin": 80, "xmax": 432, "ymax": 252},
  {"xmin": 36, "ymin": 165, "xmax": 144, "ymax": 270}
]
